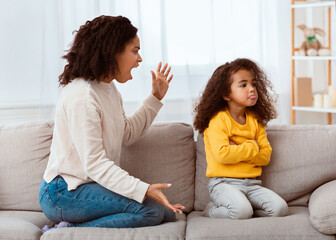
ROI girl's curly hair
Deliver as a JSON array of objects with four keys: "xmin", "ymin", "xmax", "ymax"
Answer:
[
  {"xmin": 58, "ymin": 15, "xmax": 137, "ymax": 86},
  {"xmin": 193, "ymin": 58, "xmax": 278, "ymax": 133}
]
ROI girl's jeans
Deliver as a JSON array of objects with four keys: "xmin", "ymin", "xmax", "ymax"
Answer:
[
  {"xmin": 39, "ymin": 176, "xmax": 176, "ymax": 228},
  {"xmin": 208, "ymin": 177, "xmax": 288, "ymax": 219}
]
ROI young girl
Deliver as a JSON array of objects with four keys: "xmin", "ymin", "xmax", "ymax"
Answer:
[{"xmin": 193, "ymin": 58, "xmax": 288, "ymax": 219}]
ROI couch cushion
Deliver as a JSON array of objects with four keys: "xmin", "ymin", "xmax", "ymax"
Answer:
[
  {"xmin": 120, "ymin": 122, "xmax": 195, "ymax": 213},
  {"xmin": 41, "ymin": 214, "xmax": 186, "ymax": 240},
  {"xmin": 194, "ymin": 133, "xmax": 210, "ymax": 210},
  {"xmin": 0, "ymin": 210, "xmax": 52, "ymax": 240},
  {"xmin": 309, "ymin": 180, "xmax": 336, "ymax": 235},
  {"xmin": 0, "ymin": 121, "xmax": 54, "ymax": 211},
  {"xmin": 261, "ymin": 124, "xmax": 336, "ymax": 203},
  {"xmin": 194, "ymin": 124, "xmax": 336, "ymax": 210},
  {"xmin": 186, "ymin": 207, "xmax": 334, "ymax": 240}
]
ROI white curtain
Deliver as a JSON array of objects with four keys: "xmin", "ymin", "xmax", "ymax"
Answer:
[{"xmin": 0, "ymin": 0, "xmax": 291, "ymax": 125}]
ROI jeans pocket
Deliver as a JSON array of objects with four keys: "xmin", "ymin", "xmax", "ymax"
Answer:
[{"xmin": 55, "ymin": 176, "xmax": 69, "ymax": 195}]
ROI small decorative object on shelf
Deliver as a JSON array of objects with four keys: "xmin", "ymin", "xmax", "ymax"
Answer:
[
  {"xmin": 314, "ymin": 93, "xmax": 323, "ymax": 108},
  {"xmin": 297, "ymin": 24, "xmax": 331, "ymax": 56},
  {"xmin": 323, "ymin": 94, "xmax": 331, "ymax": 108},
  {"xmin": 294, "ymin": 77, "xmax": 313, "ymax": 106},
  {"xmin": 328, "ymin": 85, "xmax": 336, "ymax": 107}
]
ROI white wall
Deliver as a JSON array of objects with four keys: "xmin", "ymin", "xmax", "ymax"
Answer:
[{"xmin": 0, "ymin": 0, "xmax": 44, "ymax": 106}]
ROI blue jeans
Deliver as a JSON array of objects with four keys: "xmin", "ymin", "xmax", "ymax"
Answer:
[{"xmin": 39, "ymin": 176, "xmax": 176, "ymax": 228}]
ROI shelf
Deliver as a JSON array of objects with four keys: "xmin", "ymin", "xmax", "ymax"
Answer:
[
  {"xmin": 292, "ymin": 106, "xmax": 336, "ymax": 113},
  {"xmin": 292, "ymin": 56, "xmax": 336, "ymax": 60},
  {"xmin": 291, "ymin": 0, "xmax": 335, "ymax": 124},
  {"xmin": 292, "ymin": 1, "xmax": 335, "ymax": 8}
]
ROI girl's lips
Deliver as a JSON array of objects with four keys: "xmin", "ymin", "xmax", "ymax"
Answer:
[{"xmin": 250, "ymin": 96, "xmax": 257, "ymax": 100}]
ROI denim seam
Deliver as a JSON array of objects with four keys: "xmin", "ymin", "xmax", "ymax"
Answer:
[
  {"xmin": 39, "ymin": 186, "xmax": 48, "ymax": 202},
  {"xmin": 55, "ymin": 193, "xmax": 129, "ymax": 204},
  {"xmin": 55, "ymin": 183, "xmax": 130, "ymax": 204},
  {"xmin": 44, "ymin": 187, "xmax": 63, "ymax": 221}
]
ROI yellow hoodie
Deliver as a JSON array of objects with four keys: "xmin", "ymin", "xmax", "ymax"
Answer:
[{"xmin": 203, "ymin": 109, "xmax": 272, "ymax": 178}]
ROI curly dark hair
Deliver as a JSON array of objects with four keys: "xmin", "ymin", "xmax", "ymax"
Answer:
[
  {"xmin": 193, "ymin": 58, "xmax": 278, "ymax": 133},
  {"xmin": 58, "ymin": 15, "xmax": 138, "ymax": 86}
]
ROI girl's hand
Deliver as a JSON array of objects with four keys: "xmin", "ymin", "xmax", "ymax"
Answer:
[
  {"xmin": 229, "ymin": 140, "xmax": 236, "ymax": 145},
  {"xmin": 150, "ymin": 62, "xmax": 173, "ymax": 100},
  {"xmin": 145, "ymin": 183, "xmax": 185, "ymax": 214}
]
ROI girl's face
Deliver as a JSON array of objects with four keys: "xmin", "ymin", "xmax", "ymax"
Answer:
[
  {"xmin": 100, "ymin": 35, "xmax": 142, "ymax": 83},
  {"xmin": 224, "ymin": 69, "xmax": 258, "ymax": 108}
]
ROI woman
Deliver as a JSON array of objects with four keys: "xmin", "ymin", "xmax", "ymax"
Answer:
[{"xmin": 39, "ymin": 15, "xmax": 184, "ymax": 230}]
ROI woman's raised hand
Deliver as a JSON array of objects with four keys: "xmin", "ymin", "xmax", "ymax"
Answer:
[
  {"xmin": 145, "ymin": 183, "xmax": 185, "ymax": 214},
  {"xmin": 150, "ymin": 62, "xmax": 173, "ymax": 100}
]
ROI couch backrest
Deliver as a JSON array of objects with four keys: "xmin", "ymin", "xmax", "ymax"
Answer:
[
  {"xmin": 0, "ymin": 121, "xmax": 54, "ymax": 211},
  {"xmin": 120, "ymin": 122, "xmax": 195, "ymax": 213},
  {"xmin": 194, "ymin": 124, "xmax": 336, "ymax": 210},
  {"xmin": 0, "ymin": 121, "xmax": 196, "ymax": 213}
]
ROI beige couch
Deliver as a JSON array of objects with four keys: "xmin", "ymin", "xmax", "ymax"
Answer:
[{"xmin": 0, "ymin": 120, "xmax": 336, "ymax": 240}]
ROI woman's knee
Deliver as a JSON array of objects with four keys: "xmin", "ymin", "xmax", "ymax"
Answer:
[{"xmin": 140, "ymin": 198, "xmax": 165, "ymax": 226}]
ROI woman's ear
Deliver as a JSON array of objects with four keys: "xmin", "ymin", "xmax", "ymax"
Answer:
[{"xmin": 223, "ymin": 95, "xmax": 230, "ymax": 101}]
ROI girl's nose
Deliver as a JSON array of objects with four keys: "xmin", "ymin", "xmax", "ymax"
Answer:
[{"xmin": 138, "ymin": 54, "xmax": 142, "ymax": 62}]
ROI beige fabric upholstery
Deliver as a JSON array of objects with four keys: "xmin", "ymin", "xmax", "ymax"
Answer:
[
  {"xmin": 194, "ymin": 124, "xmax": 336, "ymax": 210},
  {"xmin": 194, "ymin": 133, "xmax": 210, "ymax": 210},
  {"xmin": 186, "ymin": 207, "xmax": 334, "ymax": 240},
  {"xmin": 0, "ymin": 211, "xmax": 51, "ymax": 240},
  {"xmin": 0, "ymin": 121, "xmax": 54, "ymax": 211},
  {"xmin": 261, "ymin": 124, "xmax": 336, "ymax": 202},
  {"xmin": 309, "ymin": 180, "xmax": 336, "ymax": 235},
  {"xmin": 41, "ymin": 214, "xmax": 186, "ymax": 240},
  {"xmin": 120, "ymin": 122, "xmax": 195, "ymax": 213}
]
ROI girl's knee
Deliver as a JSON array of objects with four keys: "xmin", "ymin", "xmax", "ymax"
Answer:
[
  {"xmin": 273, "ymin": 200, "xmax": 289, "ymax": 217},
  {"xmin": 231, "ymin": 203, "xmax": 253, "ymax": 219},
  {"xmin": 265, "ymin": 199, "xmax": 289, "ymax": 217},
  {"xmin": 212, "ymin": 201, "xmax": 253, "ymax": 219}
]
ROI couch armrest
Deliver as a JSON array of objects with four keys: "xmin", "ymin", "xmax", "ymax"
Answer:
[{"xmin": 309, "ymin": 180, "xmax": 336, "ymax": 235}]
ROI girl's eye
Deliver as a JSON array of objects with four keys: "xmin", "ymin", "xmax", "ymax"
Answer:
[{"xmin": 241, "ymin": 84, "xmax": 246, "ymax": 87}]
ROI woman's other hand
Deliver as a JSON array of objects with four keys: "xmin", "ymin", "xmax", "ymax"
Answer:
[
  {"xmin": 151, "ymin": 62, "xmax": 173, "ymax": 100},
  {"xmin": 145, "ymin": 183, "xmax": 185, "ymax": 214}
]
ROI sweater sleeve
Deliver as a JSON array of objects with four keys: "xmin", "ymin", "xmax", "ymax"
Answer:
[
  {"xmin": 122, "ymin": 94, "xmax": 163, "ymax": 146},
  {"xmin": 207, "ymin": 114, "xmax": 259, "ymax": 165},
  {"xmin": 247, "ymin": 123, "xmax": 272, "ymax": 166},
  {"xmin": 67, "ymin": 99, "xmax": 149, "ymax": 203}
]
